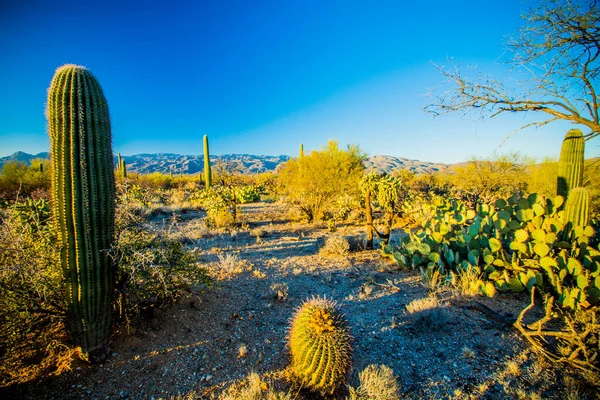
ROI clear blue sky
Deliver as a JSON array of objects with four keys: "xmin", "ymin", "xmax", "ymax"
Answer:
[{"xmin": 1, "ymin": 0, "xmax": 597, "ymax": 163}]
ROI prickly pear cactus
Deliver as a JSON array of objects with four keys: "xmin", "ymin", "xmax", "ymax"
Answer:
[
  {"xmin": 557, "ymin": 129, "xmax": 584, "ymax": 199},
  {"xmin": 288, "ymin": 297, "xmax": 352, "ymax": 394},
  {"xmin": 47, "ymin": 64, "xmax": 116, "ymax": 361}
]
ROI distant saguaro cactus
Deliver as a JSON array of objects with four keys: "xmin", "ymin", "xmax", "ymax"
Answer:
[
  {"xmin": 204, "ymin": 135, "xmax": 212, "ymax": 189},
  {"xmin": 557, "ymin": 129, "xmax": 584, "ymax": 199},
  {"xmin": 120, "ymin": 158, "xmax": 127, "ymax": 178},
  {"xmin": 116, "ymin": 153, "xmax": 126, "ymax": 178},
  {"xmin": 47, "ymin": 64, "xmax": 116, "ymax": 362},
  {"xmin": 299, "ymin": 143, "xmax": 304, "ymax": 158}
]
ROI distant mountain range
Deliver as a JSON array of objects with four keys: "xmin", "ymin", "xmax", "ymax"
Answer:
[{"xmin": 0, "ymin": 151, "xmax": 450, "ymax": 175}]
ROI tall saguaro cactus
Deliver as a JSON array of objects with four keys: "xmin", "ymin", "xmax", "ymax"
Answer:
[
  {"xmin": 299, "ymin": 143, "xmax": 304, "ymax": 158},
  {"xmin": 47, "ymin": 65, "xmax": 116, "ymax": 361},
  {"xmin": 203, "ymin": 134, "xmax": 212, "ymax": 189},
  {"xmin": 557, "ymin": 129, "xmax": 584, "ymax": 199}
]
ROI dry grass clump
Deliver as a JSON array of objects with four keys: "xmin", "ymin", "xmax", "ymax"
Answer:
[
  {"xmin": 250, "ymin": 227, "xmax": 265, "ymax": 238},
  {"xmin": 270, "ymin": 282, "xmax": 289, "ymax": 301},
  {"xmin": 349, "ymin": 364, "xmax": 400, "ymax": 400},
  {"xmin": 221, "ymin": 372, "xmax": 293, "ymax": 400},
  {"xmin": 168, "ymin": 218, "xmax": 213, "ymax": 242},
  {"xmin": 209, "ymin": 209, "xmax": 236, "ymax": 228},
  {"xmin": 319, "ymin": 235, "xmax": 350, "ymax": 257},
  {"xmin": 405, "ymin": 295, "xmax": 450, "ymax": 332},
  {"xmin": 214, "ymin": 253, "xmax": 248, "ymax": 279}
]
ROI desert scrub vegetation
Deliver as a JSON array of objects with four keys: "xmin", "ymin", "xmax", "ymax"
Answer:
[
  {"xmin": 112, "ymin": 203, "xmax": 212, "ymax": 320},
  {"xmin": 278, "ymin": 141, "xmax": 365, "ymax": 222},
  {"xmin": 0, "ymin": 192, "xmax": 212, "ymax": 385},
  {"xmin": 0, "ymin": 159, "xmax": 50, "ymax": 200},
  {"xmin": 385, "ymin": 132, "xmax": 600, "ymax": 381},
  {"xmin": 348, "ymin": 364, "xmax": 400, "ymax": 400},
  {"xmin": 320, "ymin": 234, "xmax": 351, "ymax": 257},
  {"xmin": 0, "ymin": 198, "xmax": 65, "ymax": 386}
]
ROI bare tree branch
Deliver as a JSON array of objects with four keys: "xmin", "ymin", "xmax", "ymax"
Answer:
[{"xmin": 427, "ymin": 0, "xmax": 600, "ymax": 141}]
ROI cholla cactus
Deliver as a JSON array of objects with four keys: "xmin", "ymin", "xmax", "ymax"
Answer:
[{"xmin": 287, "ymin": 297, "xmax": 352, "ymax": 394}]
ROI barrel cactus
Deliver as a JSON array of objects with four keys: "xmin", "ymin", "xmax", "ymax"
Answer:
[
  {"xmin": 564, "ymin": 187, "xmax": 590, "ymax": 228},
  {"xmin": 203, "ymin": 134, "xmax": 212, "ymax": 189},
  {"xmin": 557, "ymin": 129, "xmax": 584, "ymax": 199},
  {"xmin": 47, "ymin": 64, "xmax": 116, "ymax": 361},
  {"xmin": 287, "ymin": 297, "xmax": 352, "ymax": 394}
]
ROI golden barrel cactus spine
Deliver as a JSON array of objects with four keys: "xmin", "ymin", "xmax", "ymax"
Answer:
[{"xmin": 287, "ymin": 297, "xmax": 352, "ymax": 394}]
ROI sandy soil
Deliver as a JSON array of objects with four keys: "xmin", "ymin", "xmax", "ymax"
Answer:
[{"xmin": 3, "ymin": 203, "xmax": 595, "ymax": 399}]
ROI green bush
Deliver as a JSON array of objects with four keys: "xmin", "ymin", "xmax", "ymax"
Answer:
[
  {"xmin": 112, "ymin": 205, "xmax": 212, "ymax": 319},
  {"xmin": 0, "ymin": 201, "xmax": 65, "ymax": 386},
  {"xmin": 0, "ymin": 160, "xmax": 50, "ymax": 200},
  {"xmin": 277, "ymin": 141, "xmax": 365, "ymax": 222}
]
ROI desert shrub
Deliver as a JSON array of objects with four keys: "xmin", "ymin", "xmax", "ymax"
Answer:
[
  {"xmin": 250, "ymin": 227, "xmax": 265, "ymax": 239},
  {"xmin": 320, "ymin": 235, "xmax": 350, "ymax": 257},
  {"xmin": 270, "ymin": 282, "xmax": 289, "ymax": 301},
  {"xmin": 0, "ymin": 159, "xmax": 50, "ymax": 200},
  {"xmin": 349, "ymin": 364, "xmax": 400, "ymax": 400},
  {"xmin": 440, "ymin": 152, "xmax": 530, "ymax": 206},
  {"xmin": 130, "ymin": 172, "xmax": 174, "ymax": 190},
  {"xmin": 405, "ymin": 296, "xmax": 450, "ymax": 332},
  {"xmin": 221, "ymin": 372, "xmax": 293, "ymax": 400},
  {"xmin": 277, "ymin": 141, "xmax": 365, "ymax": 222},
  {"xmin": 112, "ymin": 205, "xmax": 212, "ymax": 319},
  {"xmin": 0, "ymin": 201, "xmax": 66, "ymax": 386},
  {"xmin": 11, "ymin": 197, "xmax": 50, "ymax": 233},
  {"xmin": 526, "ymin": 158, "xmax": 558, "ymax": 198},
  {"xmin": 195, "ymin": 187, "xmax": 238, "ymax": 228},
  {"xmin": 334, "ymin": 193, "xmax": 362, "ymax": 221},
  {"xmin": 255, "ymin": 172, "xmax": 277, "ymax": 195}
]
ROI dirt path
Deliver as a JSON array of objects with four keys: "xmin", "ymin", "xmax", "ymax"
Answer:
[{"xmin": 4, "ymin": 203, "xmax": 589, "ymax": 399}]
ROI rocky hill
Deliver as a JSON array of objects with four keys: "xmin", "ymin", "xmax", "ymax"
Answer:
[
  {"xmin": 363, "ymin": 155, "xmax": 449, "ymax": 174},
  {"xmin": 0, "ymin": 152, "xmax": 448, "ymax": 175}
]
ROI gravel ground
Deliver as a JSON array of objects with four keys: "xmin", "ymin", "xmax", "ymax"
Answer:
[{"xmin": 4, "ymin": 203, "xmax": 596, "ymax": 399}]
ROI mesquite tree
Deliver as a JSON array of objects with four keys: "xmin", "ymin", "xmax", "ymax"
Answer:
[{"xmin": 427, "ymin": 0, "xmax": 600, "ymax": 140}]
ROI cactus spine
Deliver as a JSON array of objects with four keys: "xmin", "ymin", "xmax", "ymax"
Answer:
[
  {"xmin": 203, "ymin": 135, "xmax": 212, "ymax": 189},
  {"xmin": 288, "ymin": 297, "xmax": 352, "ymax": 394},
  {"xmin": 557, "ymin": 129, "xmax": 584, "ymax": 199},
  {"xmin": 47, "ymin": 65, "xmax": 115, "ymax": 361},
  {"xmin": 564, "ymin": 187, "xmax": 590, "ymax": 227}
]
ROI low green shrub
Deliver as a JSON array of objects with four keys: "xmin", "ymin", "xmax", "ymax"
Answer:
[
  {"xmin": 0, "ymin": 201, "xmax": 65, "ymax": 386},
  {"xmin": 112, "ymin": 204, "xmax": 212, "ymax": 319}
]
